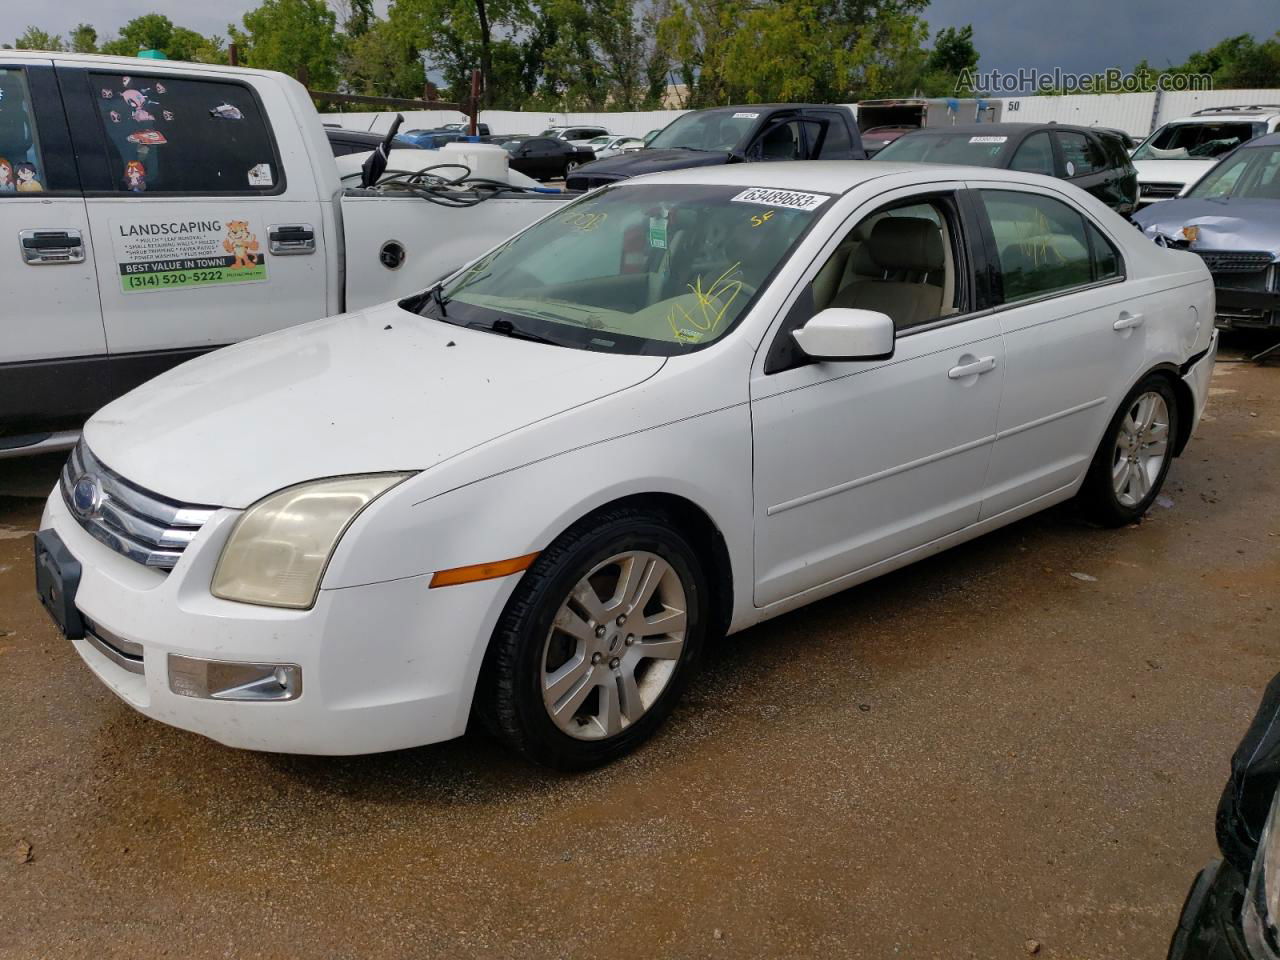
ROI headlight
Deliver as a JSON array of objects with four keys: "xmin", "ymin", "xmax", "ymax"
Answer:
[
  {"xmin": 1244, "ymin": 789, "xmax": 1280, "ymax": 959},
  {"xmin": 212, "ymin": 474, "xmax": 412, "ymax": 609}
]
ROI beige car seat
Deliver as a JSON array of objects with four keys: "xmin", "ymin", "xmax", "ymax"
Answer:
[{"xmin": 829, "ymin": 218, "xmax": 945, "ymax": 329}]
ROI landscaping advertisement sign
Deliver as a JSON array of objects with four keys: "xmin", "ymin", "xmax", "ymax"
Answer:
[{"xmin": 112, "ymin": 217, "xmax": 268, "ymax": 293}]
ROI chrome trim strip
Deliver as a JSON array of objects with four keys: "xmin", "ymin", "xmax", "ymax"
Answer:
[
  {"xmin": 82, "ymin": 620, "xmax": 145, "ymax": 675},
  {"xmin": 60, "ymin": 441, "xmax": 217, "ymax": 571},
  {"xmin": 766, "ymin": 433, "xmax": 996, "ymax": 516}
]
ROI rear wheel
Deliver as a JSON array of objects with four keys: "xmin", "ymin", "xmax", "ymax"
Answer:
[
  {"xmin": 1079, "ymin": 373, "xmax": 1179, "ymax": 526},
  {"xmin": 478, "ymin": 506, "xmax": 707, "ymax": 769}
]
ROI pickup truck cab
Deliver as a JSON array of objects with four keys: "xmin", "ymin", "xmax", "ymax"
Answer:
[
  {"xmin": 566, "ymin": 104, "xmax": 867, "ymax": 191},
  {"xmin": 0, "ymin": 52, "xmax": 566, "ymax": 456}
]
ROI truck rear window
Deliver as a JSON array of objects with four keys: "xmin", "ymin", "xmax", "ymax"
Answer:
[{"xmin": 91, "ymin": 71, "xmax": 282, "ymax": 195}]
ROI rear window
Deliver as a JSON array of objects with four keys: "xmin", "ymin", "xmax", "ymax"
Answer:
[
  {"xmin": 875, "ymin": 132, "xmax": 1009, "ymax": 166},
  {"xmin": 0, "ymin": 68, "xmax": 46, "ymax": 194},
  {"xmin": 1132, "ymin": 121, "xmax": 1265, "ymax": 161},
  {"xmin": 91, "ymin": 71, "xmax": 282, "ymax": 194}
]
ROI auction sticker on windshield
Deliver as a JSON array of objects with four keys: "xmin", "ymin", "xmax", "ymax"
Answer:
[
  {"xmin": 111, "ymin": 218, "xmax": 268, "ymax": 294},
  {"xmin": 730, "ymin": 188, "xmax": 831, "ymax": 211}
]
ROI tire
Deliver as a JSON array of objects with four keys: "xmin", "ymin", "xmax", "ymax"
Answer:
[
  {"xmin": 1079, "ymin": 373, "xmax": 1180, "ymax": 527},
  {"xmin": 564, "ymin": 160, "xmax": 579, "ymax": 175},
  {"xmin": 477, "ymin": 506, "xmax": 708, "ymax": 770}
]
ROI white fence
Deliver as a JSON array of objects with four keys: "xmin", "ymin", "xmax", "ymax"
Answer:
[{"xmin": 328, "ymin": 90, "xmax": 1280, "ymax": 140}]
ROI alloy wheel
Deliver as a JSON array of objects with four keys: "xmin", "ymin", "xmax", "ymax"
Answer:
[
  {"xmin": 1112, "ymin": 391, "xmax": 1171, "ymax": 507},
  {"xmin": 541, "ymin": 551, "xmax": 687, "ymax": 740}
]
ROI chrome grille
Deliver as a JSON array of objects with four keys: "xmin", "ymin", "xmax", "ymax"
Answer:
[
  {"xmin": 1197, "ymin": 251, "xmax": 1276, "ymax": 274},
  {"xmin": 60, "ymin": 441, "xmax": 217, "ymax": 571},
  {"xmin": 1140, "ymin": 182, "xmax": 1183, "ymax": 199}
]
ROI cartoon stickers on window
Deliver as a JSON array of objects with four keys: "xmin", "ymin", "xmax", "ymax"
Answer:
[
  {"xmin": 124, "ymin": 160, "xmax": 147, "ymax": 193},
  {"xmin": 0, "ymin": 156, "xmax": 43, "ymax": 192},
  {"xmin": 15, "ymin": 161, "xmax": 43, "ymax": 192},
  {"xmin": 101, "ymin": 75, "xmax": 174, "ymax": 191},
  {"xmin": 210, "ymin": 102, "xmax": 243, "ymax": 121}
]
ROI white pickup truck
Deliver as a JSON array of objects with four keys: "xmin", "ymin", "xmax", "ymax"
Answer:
[{"xmin": 0, "ymin": 52, "xmax": 569, "ymax": 456}]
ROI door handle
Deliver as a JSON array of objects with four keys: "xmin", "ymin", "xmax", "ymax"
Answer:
[
  {"xmin": 19, "ymin": 229, "xmax": 85, "ymax": 266},
  {"xmin": 947, "ymin": 355, "xmax": 997, "ymax": 380},
  {"xmin": 268, "ymin": 224, "xmax": 316, "ymax": 256},
  {"xmin": 1113, "ymin": 312, "xmax": 1145, "ymax": 331}
]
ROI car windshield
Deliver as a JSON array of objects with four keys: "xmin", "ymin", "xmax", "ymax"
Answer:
[
  {"xmin": 425, "ymin": 183, "xmax": 828, "ymax": 356},
  {"xmin": 1187, "ymin": 144, "xmax": 1280, "ymax": 200},
  {"xmin": 1132, "ymin": 121, "xmax": 1264, "ymax": 161},
  {"xmin": 874, "ymin": 132, "xmax": 1009, "ymax": 165},
  {"xmin": 647, "ymin": 110, "xmax": 760, "ymax": 152}
]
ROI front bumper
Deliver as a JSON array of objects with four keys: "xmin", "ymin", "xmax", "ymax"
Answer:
[
  {"xmin": 39, "ymin": 487, "xmax": 513, "ymax": 755},
  {"xmin": 1215, "ymin": 287, "xmax": 1280, "ymax": 330}
]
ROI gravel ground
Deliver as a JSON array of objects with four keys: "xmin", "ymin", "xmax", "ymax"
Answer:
[{"xmin": 0, "ymin": 340, "xmax": 1276, "ymax": 959}]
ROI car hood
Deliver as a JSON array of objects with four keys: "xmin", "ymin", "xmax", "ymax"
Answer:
[
  {"xmin": 83, "ymin": 302, "xmax": 665, "ymax": 509},
  {"xmin": 1133, "ymin": 158, "xmax": 1217, "ymax": 188},
  {"xmin": 1133, "ymin": 197, "xmax": 1280, "ymax": 251},
  {"xmin": 573, "ymin": 148, "xmax": 731, "ymax": 179}
]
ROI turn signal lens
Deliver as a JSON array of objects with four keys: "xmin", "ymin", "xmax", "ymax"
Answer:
[{"xmin": 429, "ymin": 552, "xmax": 539, "ymax": 588}]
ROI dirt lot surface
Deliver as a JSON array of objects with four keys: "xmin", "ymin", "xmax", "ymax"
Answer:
[{"xmin": 1, "ymin": 341, "xmax": 1277, "ymax": 959}]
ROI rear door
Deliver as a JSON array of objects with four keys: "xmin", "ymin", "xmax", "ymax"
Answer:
[
  {"xmin": 1054, "ymin": 130, "xmax": 1118, "ymax": 210},
  {"xmin": 0, "ymin": 60, "xmax": 106, "ymax": 429},
  {"xmin": 56, "ymin": 62, "xmax": 329, "ymax": 367}
]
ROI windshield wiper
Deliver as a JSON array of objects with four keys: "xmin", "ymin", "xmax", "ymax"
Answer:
[
  {"xmin": 470, "ymin": 318, "xmax": 560, "ymax": 346},
  {"xmin": 428, "ymin": 281, "xmax": 449, "ymax": 317}
]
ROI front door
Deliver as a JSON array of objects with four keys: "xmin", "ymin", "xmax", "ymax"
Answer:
[
  {"xmin": 750, "ymin": 188, "xmax": 1004, "ymax": 607},
  {"xmin": 57, "ymin": 62, "xmax": 329, "ymax": 364}
]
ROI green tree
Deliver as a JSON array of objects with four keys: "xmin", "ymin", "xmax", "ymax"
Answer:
[
  {"xmin": 69, "ymin": 23, "xmax": 98, "ymax": 53},
  {"xmin": 916, "ymin": 23, "xmax": 978, "ymax": 95},
  {"xmin": 344, "ymin": 18, "xmax": 427, "ymax": 98},
  {"xmin": 100, "ymin": 13, "xmax": 176, "ymax": 54},
  {"xmin": 14, "ymin": 27, "xmax": 66, "ymax": 51},
  {"xmin": 231, "ymin": 0, "xmax": 341, "ymax": 89},
  {"xmin": 1136, "ymin": 32, "xmax": 1280, "ymax": 91},
  {"xmin": 391, "ymin": 0, "xmax": 540, "ymax": 106}
]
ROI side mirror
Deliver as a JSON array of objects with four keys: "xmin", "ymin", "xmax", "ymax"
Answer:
[{"xmin": 791, "ymin": 308, "xmax": 895, "ymax": 362}]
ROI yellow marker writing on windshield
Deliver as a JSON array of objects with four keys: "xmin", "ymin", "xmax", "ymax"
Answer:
[{"xmin": 750, "ymin": 210, "xmax": 775, "ymax": 227}]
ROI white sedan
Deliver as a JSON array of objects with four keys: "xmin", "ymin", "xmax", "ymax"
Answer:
[
  {"xmin": 584, "ymin": 134, "xmax": 646, "ymax": 159},
  {"xmin": 36, "ymin": 163, "xmax": 1217, "ymax": 769}
]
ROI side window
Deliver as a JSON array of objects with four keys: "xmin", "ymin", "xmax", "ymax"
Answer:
[
  {"xmin": 979, "ymin": 190, "xmax": 1093, "ymax": 302},
  {"xmin": 91, "ymin": 71, "xmax": 281, "ymax": 194},
  {"xmin": 1086, "ymin": 222, "xmax": 1123, "ymax": 281},
  {"xmin": 812, "ymin": 114, "xmax": 852, "ymax": 159},
  {"xmin": 765, "ymin": 197, "xmax": 964, "ymax": 373},
  {"xmin": 1009, "ymin": 132, "xmax": 1055, "ymax": 176},
  {"xmin": 0, "ymin": 68, "xmax": 48, "ymax": 194},
  {"xmin": 817, "ymin": 201, "xmax": 959, "ymax": 331},
  {"xmin": 754, "ymin": 121, "xmax": 805, "ymax": 161},
  {"xmin": 1056, "ymin": 132, "xmax": 1104, "ymax": 178}
]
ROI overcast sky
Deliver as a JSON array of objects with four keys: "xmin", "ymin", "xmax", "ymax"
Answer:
[{"xmin": 16, "ymin": 0, "xmax": 1278, "ymax": 80}]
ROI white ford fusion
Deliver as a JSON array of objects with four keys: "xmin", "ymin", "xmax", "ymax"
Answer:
[{"xmin": 37, "ymin": 163, "xmax": 1217, "ymax": 769}]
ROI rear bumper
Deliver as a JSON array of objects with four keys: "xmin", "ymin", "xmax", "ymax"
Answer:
[{"xmin": 1180, "ymin": 329, "xmax": 1218, "ymax": 445}]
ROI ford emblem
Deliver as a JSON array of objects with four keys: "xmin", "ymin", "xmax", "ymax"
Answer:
[{"xmin": 71, "ymin": 474, "xmax": 103, "ymax": 518}]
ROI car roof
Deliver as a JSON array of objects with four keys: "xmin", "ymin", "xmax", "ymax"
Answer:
[
  {"xmin": 902, "ymin": 122, "xmax": 1102, "ymax": 136},
  {"xmin": 1165, "ymin": 111, "xmax": 1280, "ymax": 124},
  {"xmin": 620, "ymin": 160, "xmax": 1070, "ymax": 193}
]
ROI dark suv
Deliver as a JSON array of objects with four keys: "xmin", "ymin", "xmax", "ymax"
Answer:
[
  {"xmin": 873, "ymin": 122, "xmax": 1139, "ymax": 215},
  {"xmin": 566, "ymin": 104, "xmax": 867, "ymax": 192}
]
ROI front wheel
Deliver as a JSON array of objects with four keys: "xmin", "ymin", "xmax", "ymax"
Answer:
[
  {"xmin": 564, "ymin": 160, "xmax": 579, "ymax": 176},
  {"xmin": 1079, "ymin": 374, "xmax": 1179, "ymax": 526},
  {"xmin": 477, "ymin": 506, "xmax": 708, "ymax": 769}
]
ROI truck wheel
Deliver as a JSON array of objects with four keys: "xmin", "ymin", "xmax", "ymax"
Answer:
[
  {"xmin": 478, "ymin": 506, "xmax": 707, "ymax": 770},
  {"xmin": 1079, "ymin": 373, "xmax": 1179, "ymax": 527}
]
